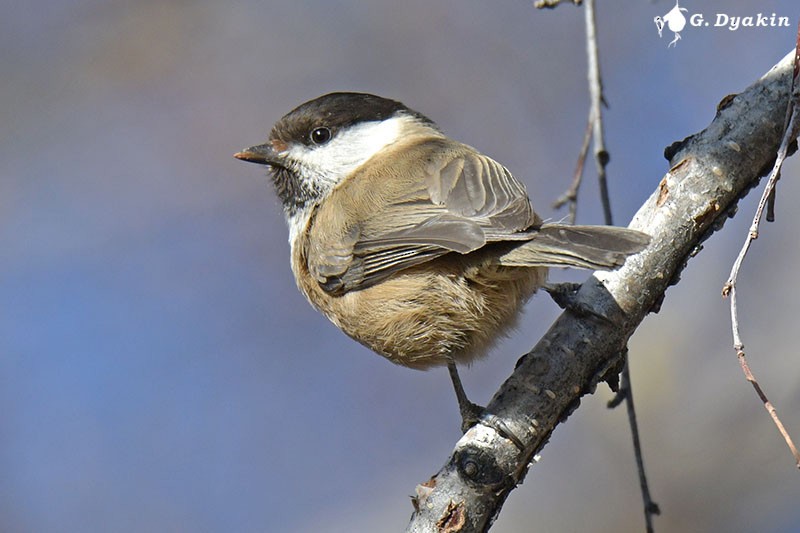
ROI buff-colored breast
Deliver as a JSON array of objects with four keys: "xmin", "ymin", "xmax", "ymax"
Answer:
[{"xmin": 292, "ymin": 242, "xmax": 546, "ymax": 370}]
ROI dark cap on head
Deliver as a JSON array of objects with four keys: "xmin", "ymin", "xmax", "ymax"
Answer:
[{"xmin": 270, "ymin": 92, "xmax": 436, "ymax": 146}]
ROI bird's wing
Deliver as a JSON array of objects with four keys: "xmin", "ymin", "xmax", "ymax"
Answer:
[{"xmin": 306, "ymin": 137, "xmax": 538, "ymax": 293}]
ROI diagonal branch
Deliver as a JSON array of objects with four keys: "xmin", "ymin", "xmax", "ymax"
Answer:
[{"xmin": 407, "ymin": 51, "xmax": 795, "ymax": 533}]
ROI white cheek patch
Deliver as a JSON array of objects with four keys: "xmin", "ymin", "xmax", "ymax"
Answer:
[
  {"xmin": 286, "ymin": 115, "xmax": 412, "ymax": 190},
  {"xmin": 283, "ymin": 114, "xmax": 422, "ymax": 254}
]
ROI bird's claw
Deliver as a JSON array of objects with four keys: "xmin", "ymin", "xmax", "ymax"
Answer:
[
  {"xmin": 458, "ymin": 400, "xmax": 485, "ymax": 433},
  {"xmin": 544, "ymin": 282, "xmax": 613, "ymax": 324},
  {"xmin": 543, "ymin": 282, "xmax": 583, "ymax": 310}
]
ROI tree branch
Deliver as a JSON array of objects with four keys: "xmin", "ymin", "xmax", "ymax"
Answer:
[{"xmin": 407, "ymin": 51, "xmax": 795, "ymax": 533}]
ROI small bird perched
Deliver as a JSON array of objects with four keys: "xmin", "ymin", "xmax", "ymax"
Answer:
[{"xmin": 235, "ymin": 92, "xmax": 648, "ymax": 432}]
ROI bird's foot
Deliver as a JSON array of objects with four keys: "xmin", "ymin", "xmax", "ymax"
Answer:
[
  {"xmin": 448, "ymin": 362, "xmax": 525, "ymax": 451},
  {"xmin": 544, "ymin": 282, "xmax": 613, "ymax": 324},
  {"xmin": 457, "ymin": 399, "xmax": 485, "ymax": 434},
  {"xmin": 543, "ymin": 282, "xmax": 583, "ymax": 310}
]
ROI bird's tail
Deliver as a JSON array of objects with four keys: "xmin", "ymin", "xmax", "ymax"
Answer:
[{"xmin": 496, "ymin": 224, "xmax": 650, "ymax": 270}]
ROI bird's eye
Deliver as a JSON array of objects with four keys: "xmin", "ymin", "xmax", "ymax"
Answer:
[{"xmin": 310, "ymin": 127, "xmax": 332, "ymax": 145}]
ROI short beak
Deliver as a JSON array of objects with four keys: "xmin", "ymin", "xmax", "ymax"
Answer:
[{"xmin": 234, "ymin": 143, "xmax": 280, "ymax": 166}]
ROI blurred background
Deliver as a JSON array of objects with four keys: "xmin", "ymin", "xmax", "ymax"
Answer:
[{"xmin": 2, "ymin": 0, "xmax": 798, "ymax": 531}]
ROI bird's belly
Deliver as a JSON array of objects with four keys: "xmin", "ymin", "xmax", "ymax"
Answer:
[{"xmin": 297, "ymin": 258, "xmax": 547, "ymax": 370}]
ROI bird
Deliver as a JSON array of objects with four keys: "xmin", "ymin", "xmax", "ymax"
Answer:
[{"xmin": 235, "ymin": 92, "xmax": 649, "ymax": 434}]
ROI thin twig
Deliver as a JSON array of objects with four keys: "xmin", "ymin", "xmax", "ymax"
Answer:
[
  {"xmin": 721, "ymin": 27, "xmax": 800, "ymax": 468},
  {"xmin": 584, "ymin": 0, "xmax": 613, "ymax": 227},
  {"xmin": 584, "ymin": 0, "xmax": 660, "ymax": 527},
  {"xmin": 552, "ymin": 119, "xmax": 592, "ymax": 223},
  {"xmin": 608, "ymin": 359, "xmax": 661, "ymax": 533},
  {"xmin": 547, "ymin": 0, "xmax": 660, "ymax": 522}
]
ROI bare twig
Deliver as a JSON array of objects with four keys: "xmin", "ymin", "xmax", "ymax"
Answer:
[
  {"xmin": 584, "ymin": 0, "xmax": 659, "ymax": 527},
  {"xmin": 552, "ymin": 119, "xmax": 592, "ymax": 223},
  {"xmin": 406, "ymin": 51, "xmax": 796, "ymax": 533},
  {"xmin": 721, "ymin": 27, "xmax": 800, "ymax": 468},
  {"xmin": 584, "ymin": 0, "xmax": 613, "ymax": 227},
  {"xmin": 553, "ymin": 2, "xmax": 608, "ymax": 225},
  {"xmin": 608, "ymin": 360, "xmax": 661, "ymax": 532}
]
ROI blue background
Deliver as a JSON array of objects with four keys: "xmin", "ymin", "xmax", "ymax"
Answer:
[{"xmin": 2, "ymin": 1, "xmax": 799, "ymax": 531}]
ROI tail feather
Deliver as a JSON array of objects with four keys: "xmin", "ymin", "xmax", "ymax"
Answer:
[{"xmin": 497, "ymin": 224, "xmax": 650, "ymax": 270}]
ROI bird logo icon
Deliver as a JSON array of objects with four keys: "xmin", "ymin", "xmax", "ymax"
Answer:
[{"xmin": 654, "ymin": 0, "xmax": 689, "ymax": 47}]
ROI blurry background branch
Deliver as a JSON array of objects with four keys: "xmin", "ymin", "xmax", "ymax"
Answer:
[{"xmin": 407, "ymin": 50, "xmax": 795, "ymax": 533}]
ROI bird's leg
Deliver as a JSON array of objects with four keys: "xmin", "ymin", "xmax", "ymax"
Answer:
[
  {"xmin": 447, "ymin": 361, "xmax": 483, "ymax": 433},
  {"xmin": 447, "ymin": 362, "xmax": 526, "ymax": 451}
]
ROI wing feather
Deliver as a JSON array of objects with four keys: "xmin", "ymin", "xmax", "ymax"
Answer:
[{"xmin": 307, "ymin": 138, "xmax": 538, "ymax": 293}]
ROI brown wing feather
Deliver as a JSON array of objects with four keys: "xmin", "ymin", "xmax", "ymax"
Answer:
[{"xmin": 305, "ymin": 136, "xmax": 538, "ymax": 293}]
